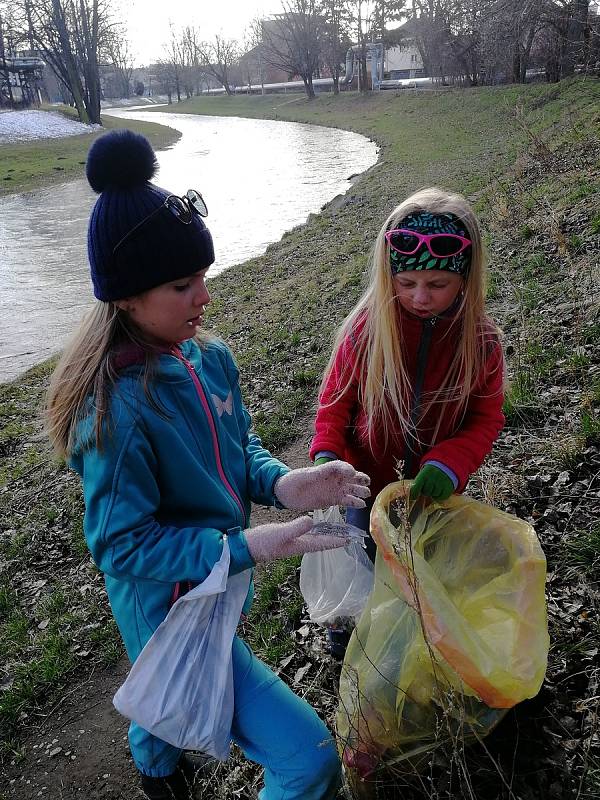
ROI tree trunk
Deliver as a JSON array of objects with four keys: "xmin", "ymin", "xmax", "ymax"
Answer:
[
  {"xmin": 80, "ymin": 0, "xmax": 101, "ymax": 124},
  {"xmin": 359, "ymin": 46, "xmax": 368, "ymax": 93},
  {"xmin": 0, "ymin": 14, "xmax": 16, "ymax": 107},
  {"xmin": 512, "ymin": 36, "xmax": 522, "ymax": 83},
  {"xmin": 561, "ymin": 0, "xmax": 589, "ymax": 77},
  {"xmin": 303, "ymin": 74, "xmax": 316, "ymax": 99},
  {"xmin": 520, "ymin": 23, "xmax": 537, "ymax": 83},
  {"xmin": 52, "ymin": 0, "xmax": 89, "ymax": 122}
]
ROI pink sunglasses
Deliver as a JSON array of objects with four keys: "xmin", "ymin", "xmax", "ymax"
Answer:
[{"xmin": 385, "ymin": 229, "xmax": 472, "ymax": 258}]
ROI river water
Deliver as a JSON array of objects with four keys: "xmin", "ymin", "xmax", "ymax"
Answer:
[{"xmin": 0, "ymin": 109, "xmax": 378, "ymax": 383}]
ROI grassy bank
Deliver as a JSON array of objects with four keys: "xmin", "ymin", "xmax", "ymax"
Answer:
[
  {"xmin": 172, "ymin": 79, "xmax": 599, "ymax": 450},
  {"xmin": 0, "ymin": 107, "xmax": 180, "ymax": 196},
  {"xmin": 1, "ymin": 78, "xmax": 599, "ymax": 797}
]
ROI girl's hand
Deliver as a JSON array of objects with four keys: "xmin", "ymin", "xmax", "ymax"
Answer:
[
  {"xmin": 410, "ymin": 464, "xmax": 454, "ymax": 502},
  {"xmin": 274, "ymin": 462, "xmax": 371, "ymax": 511},
  {"xmin": 244, "ymin": 516, "xmax": 348, "ymax": 563}
]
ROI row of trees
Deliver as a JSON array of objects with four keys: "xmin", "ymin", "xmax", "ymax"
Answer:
[
  {"xmin": 155, "ymin": 2, "xmax": 407, "ymax": 100},
  {"xmin": 157, "ymin": 0, "xmax": 599, "ymax": 101},
  {"xmin": 0, "ymin": 0, "xmax": 598, "ymax": 119},
  {"xmin": 411, "ymin": 0, "xmax": 598, "ymax": 86}
]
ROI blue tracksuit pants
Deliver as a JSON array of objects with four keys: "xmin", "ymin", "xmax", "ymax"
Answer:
[{"xmin": 129, "ymin": 636, "xmax": 341, "ymax": 799}]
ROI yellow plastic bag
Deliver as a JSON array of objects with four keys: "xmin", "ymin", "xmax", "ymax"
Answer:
[{"xmin": 337, "ymin": 481, "xmax": 549, "ymax": 777}]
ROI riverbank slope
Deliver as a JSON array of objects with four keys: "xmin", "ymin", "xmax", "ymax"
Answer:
[{"xmin": 1, "ymin": 78, "xmax": 599, "ymax": 799}]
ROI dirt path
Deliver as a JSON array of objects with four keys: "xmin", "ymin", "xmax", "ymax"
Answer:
[{"xmin": 2, "ymin": 432, "xmax": 311, "ymax": 800}]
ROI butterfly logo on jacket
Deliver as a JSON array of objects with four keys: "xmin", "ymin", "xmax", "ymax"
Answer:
[{"xmin": 211, "ymin": 391, "xmax": 233, "ymax": 417}]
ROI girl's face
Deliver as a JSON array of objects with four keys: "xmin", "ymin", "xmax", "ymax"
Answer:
[
  {"xmin": 119, "ymin": 269, "xmax": 211, "ymax": 344},
  {"xmin": 393, "ymin": 270, "xmax": 463, "ymax": 319}
]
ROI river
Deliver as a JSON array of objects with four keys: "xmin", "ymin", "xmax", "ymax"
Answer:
[{"xmin": 0, "ymin": 109, "xmax": 378, "ymax": 382}]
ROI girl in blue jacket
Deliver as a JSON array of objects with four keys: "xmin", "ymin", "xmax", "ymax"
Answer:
[{"xmin": 46, "ymin": 130, "xmax": 370, "ymax": 800}]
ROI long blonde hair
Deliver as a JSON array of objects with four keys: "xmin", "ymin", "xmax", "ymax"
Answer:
[
  {"xmin": 321, "ymin": 187, "xmax": 500, "ymax": 447},
  {"xmin": 46, "ymin": 302, "xmax": 209, "ymax": 458}
]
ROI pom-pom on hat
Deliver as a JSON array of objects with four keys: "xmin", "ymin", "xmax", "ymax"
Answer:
[{"xmin": 86, "ymin": 129, "xmax": 214, "ymax": 301}]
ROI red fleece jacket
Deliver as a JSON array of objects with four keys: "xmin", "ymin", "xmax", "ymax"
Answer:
[{"xmin": 310, "ymin": 309, "xmax": 505, "ymax": 499}]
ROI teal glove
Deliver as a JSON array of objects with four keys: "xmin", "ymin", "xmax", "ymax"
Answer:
[{"xmin": 410, "ymin": 464, "xmax": 454, "ymax": 502}]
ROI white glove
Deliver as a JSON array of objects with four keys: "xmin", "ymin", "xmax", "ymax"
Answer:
[
  {"xmin": 274, "ymin": 461, "xmax": 371, "ymax": 511},
  {"xmin": 244, "ymin": 516, "xmax": 348, "ymax": 564}
]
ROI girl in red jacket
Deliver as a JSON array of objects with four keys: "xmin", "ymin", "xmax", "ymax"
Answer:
[{"xmin": 310, "ymin": 187, "xmax": 505, "ymax": 577}]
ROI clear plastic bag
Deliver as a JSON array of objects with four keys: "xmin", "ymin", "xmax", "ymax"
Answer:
[
  {"xmin": 300, "ymin": 506, "xmax": 374, "ymax": 626},
  {"xmin": 113, "ymin": 539, "xmax": 251, "ymax": 761},
  {"xmin": 337, "ymin": 481, "xmax": 549, "ymax": 777}
]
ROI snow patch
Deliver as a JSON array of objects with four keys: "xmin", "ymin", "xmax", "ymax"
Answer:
[{"xmin": 0, "ymin": 109, "xmax": 102, "ymax": 144}]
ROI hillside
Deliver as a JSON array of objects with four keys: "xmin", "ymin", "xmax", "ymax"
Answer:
[{"xmin": 1, "ymin": 78, "xmax": 599, "ymax": 799}]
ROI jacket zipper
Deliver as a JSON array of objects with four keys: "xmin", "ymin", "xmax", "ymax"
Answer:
[
  {"xmin": 405, "ymin": 317, "xmax": 437, "ymax": 475},
  {"xmin": 173, "ymin": 348, "xmax": 247, "ymax": 526}
]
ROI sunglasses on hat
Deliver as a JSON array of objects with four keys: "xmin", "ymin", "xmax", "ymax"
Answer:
[
  {"xmin": 113, "ymin": 189, "xmax": 208, "ymax": 257},
  {"xmin": 385, "ymin": 229, "xmax": 471, "ymax": 259}
]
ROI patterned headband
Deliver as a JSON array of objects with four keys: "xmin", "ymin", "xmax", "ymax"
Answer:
[{"xmin": 388, "ymin": 211, "xmax": 471, "ymax": 276}]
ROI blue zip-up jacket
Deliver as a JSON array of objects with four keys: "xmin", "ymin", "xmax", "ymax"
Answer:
[{"xmin": 69, "ymin": 337, "xmax": 289, "ymax": 663}]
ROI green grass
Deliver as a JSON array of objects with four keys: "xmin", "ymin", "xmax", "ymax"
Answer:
[
  {"xmin": 554, "ymin": 436, "xmax": 587, "ymax": 471},
  {"xmin": 519, "ymin": 223, "xmax": 535, "ymax": 240},
  {"xmin": 244, "ymin": 558, "xmax": 304, "ymax": 663},
  {"xmin": 523, "ymin": 253, "xmax": 548, "ymax": 277},
  {"xmin": 0, "ymin": 107, "xmax": 180, "ymax": 196},
  {"xmin": 503, "ymin": 370, "xmax": 538, "ymax": 425},
  {"xmin": 567, "ymin": 177, "xmax": 597, "ymax": 203},
  {"xmin": 0, "ymin": 576, "xmax": 119, "ymax": 753},
  {"xmin": 564, "ymin": 524, "xmax": 600, "ymax": 572},
  {"xmin": 581, "ymin": 410, "xmax": 600, "ymax": 441}
]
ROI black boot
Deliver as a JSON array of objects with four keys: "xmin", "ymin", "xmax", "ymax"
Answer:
[{"xmin": 140, "ymin": 752, "xmax": 209, "ymax": 800}]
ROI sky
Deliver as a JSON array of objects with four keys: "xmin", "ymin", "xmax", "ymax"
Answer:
[{"xmin": 116, "ymin": 0, "xmax": 284, "ymax": 67}]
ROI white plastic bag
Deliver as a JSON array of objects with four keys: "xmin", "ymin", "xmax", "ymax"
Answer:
[
  {"xmin": 300, "ymin": 506, "xmax": 374, "ymax": 626},
  {"xmin": 113, "ymin": 539, "xmax": 251, "ymax": 761}
]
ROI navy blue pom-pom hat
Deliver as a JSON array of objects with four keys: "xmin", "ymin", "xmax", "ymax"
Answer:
[{"xmin": 85, "ymin": 129, "xmax": 214, "ymax": 301}]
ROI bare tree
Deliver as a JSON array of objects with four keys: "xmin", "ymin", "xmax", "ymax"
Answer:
[
  {"xmin": 371, "ymin": 0, "xmax": 405, "ymax": 40},
  {"xmin": 198, "ymin": 34, "xmax": 239, "ymax": 95},
  {"xmin": 153, "ymin": 59, "xmax": 178, "ymax": 103},
  {"xmin": 241, "ymin": 17, "xmax": 266, "ymax": 93},
  {"xmin": 0, "ymin": 3, "xmax": 18, "ymax": 106},
  {"xmin": 444, "ymin": 1, "xmax": 492, "ymax": 86},
  {"xmin": 104, "ymin": 24, "xmax": 133, "ymax": 98},
  {"xmin": 530, "ymin": 0, "xmax": 592, "ymax": 81},
  {"xmin": 354, "ymin": 0, "xmax": 370, "ymax": 91},
  {"xmin": 75, "ymin": 0, "xmax": 101, "ymax": 121},
  {"xmin": 559, "ymin": 0, "xmax": 590, "ymax": 75},
  {"xmin": 179, "ymin": 26, "xmax": 208, "ymax": 98},
  {"xmin": 161, "ymin": 24, "xmax": 185, "ymax": 101},
  {"xmin": 11, "ymin": 0, "xmax": 107, "ymax": 122},
  {"xmin": 410, "ymin": 0, "xmax": 453, "ymax": 80},
  {"xmin": 508, "ymin": 0, "xmax": 545, "ymax": 82},
  {"xmin": 317, "ymin": 0, "xmax": 353, "ymax": 93},
  {"xmin": 261, "ymin": 0, "xmax": 322, "ymax": 99}
]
